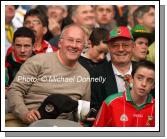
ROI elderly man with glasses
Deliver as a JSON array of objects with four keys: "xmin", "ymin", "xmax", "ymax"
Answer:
[
  {"xmin": 91, "ymin": 26, "xmax": 137, "ymax": 113},
  {"xmin": 6, "ymin": 24, "xmax": 91, "ymax": 127}
]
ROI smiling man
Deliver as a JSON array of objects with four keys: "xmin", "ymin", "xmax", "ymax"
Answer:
[
  {"xmin": 82, "ymin": 26, "xmax": 136, "ymax": 115},
  {"xmin": 71, "ymin": 5, "xmax": 95, "ymax": 30},
  {"xmin": 6, "ymin": 24, "xmax": 91, "ymax": 127},
  {"xmin": 94, "ymin": 60, "xmax": 155, "ymax": 127},
  {"xmin": 104, "ymin": 26, "xmax": 136, "ymax": 95}
]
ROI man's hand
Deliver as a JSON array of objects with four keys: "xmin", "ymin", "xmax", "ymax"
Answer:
[
  {"xmin": 24, "ymin": 110, "xmax": 41, "ymax": 124},
  {"xmin": 48, "ymin": 18, "xmax": 61, "ymax": 37}
]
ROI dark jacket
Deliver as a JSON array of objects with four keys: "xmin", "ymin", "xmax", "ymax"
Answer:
[
  {"xmin": 92, "ymin": 61, "xmax": 137, "ymax": 112},
  {"xmin": 78, "ymin": 56, "xmax": 109, "ymax": 111}
]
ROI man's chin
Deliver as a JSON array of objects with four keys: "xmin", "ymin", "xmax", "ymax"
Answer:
[
  {"xmin": 19, "ymin": 57, "xmax": 27, "ymax": 62},
  {"xmin": 116, "ymin": 60, "xmax": 130, "ymax": 65},
  {"xmin": 66, "ymin": 55, "xmax": 77, "ymax": 61}
]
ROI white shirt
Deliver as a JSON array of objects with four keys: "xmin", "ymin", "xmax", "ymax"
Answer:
[{"xmin": 112, "ymin": 63, "xmax": 132, "ymax": 92}]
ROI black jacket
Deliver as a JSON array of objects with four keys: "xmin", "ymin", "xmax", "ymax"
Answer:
[
  {"xmin": 93, "ymin": 61, "xmax": 137, "ymax": 111},
  {"xmin": 78, "ymin": 56, "xmax": 109, "ymax": 112}
]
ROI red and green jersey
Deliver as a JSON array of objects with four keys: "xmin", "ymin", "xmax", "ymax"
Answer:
[{"xmin": 93, "ymin": 91, "xmax": 155, "ymax": 127}]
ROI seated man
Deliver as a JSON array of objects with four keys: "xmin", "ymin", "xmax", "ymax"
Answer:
[
  {"xmin": 94, "ymin": 60, "xmax": 155, "ymax": 127},
  {"xmin": 5, "ymin": 27, "xmax": 35, "ymax": 92},
  {"xmin": 6, "ymin": 24, "xmax": 91, "ymax": 127},
  {"xmin": 79, "ymin": 27, "xmax": 109, "ymax": 113},
  {"xmin": 79, "ymin": 27, "xmax": 109, "ymax": 126}
]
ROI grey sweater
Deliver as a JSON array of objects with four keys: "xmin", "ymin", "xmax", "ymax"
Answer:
[{"xmin": 7, "ymin": 52, "xmax": 91, "ymax": 121}]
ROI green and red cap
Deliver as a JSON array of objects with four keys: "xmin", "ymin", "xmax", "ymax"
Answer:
[{"xmin": 108, "ymin": 26, "xmax": 133, "ymax": 42}]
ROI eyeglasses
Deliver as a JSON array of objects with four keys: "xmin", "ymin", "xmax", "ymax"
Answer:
[
  {"xmin": 61, "ymin": 37, "xmax": 85, "ymax": 46},
  {"xmin": 24, "ymin": 20, "xmax": 42, "ymax": 26},
  {"xmin": 109, "ymin": 42, "xmax": 132, "ymax": 49}
]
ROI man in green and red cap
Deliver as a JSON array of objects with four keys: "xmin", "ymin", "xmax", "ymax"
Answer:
[
  {"xmin": 131, "ymin": 25, "xmax": 154, "ymax": 62},
  {"xmin": 91, "ymin": 26, "xmax": 136, "ymax": 113},
  {"xmin": 104, "ymin": 25, "xmax": 136, "ymax": 94}
]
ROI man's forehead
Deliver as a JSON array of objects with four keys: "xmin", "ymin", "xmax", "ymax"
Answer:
[
  {"xmin": 111, "ymin": 38, "xmax": 132, "ymax": 43},
  {"xmin": 135, "ymin": 67, "xmax": 155, "ymax": 77},
  {"xmin": 96, "ymin": 5, "xmax": 113, "ymax": 9},
  {"xmin": 25, "ymin": 15, "xmax": 40, "ymax": 21},
  {"xmin": 76, "ymin": 5, "xmax": 93, "ymax": 11}
]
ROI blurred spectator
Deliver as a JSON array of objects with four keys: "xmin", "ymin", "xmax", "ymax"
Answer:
[
  {"xmin": 133, "ymin": 5, "xmax": 155, "ymax": 33},
  {"xmin": 133, "ymin": 5, "xmax": 155, "ymax": 63},
  {"xmin": 146, "ymin": 42, "xmax": 155, "ymax": 63},
  {"xmin": 5, "ymin": 5, "xmax": 18, "ymax": 55},
  {"xmin": 71, "ymin": 5, "xmax": 96, "ymax": 54},
  {"xmin": 94, "ymin": 5, "xmax": 117, "ymax": 31},
  {"xmin": 71, "ymin": 5, "xmax": 95, "ymax": 34},
  {"xmin": 5, "ymin": 27, "xmax": 35, "ymax": 94},
  {"xmin": 61, "ymin": 5, "xmax": 74, "ymax": 28},
  {"xmin": 12, "ymin": 5, "xmax": 29, "ymax": 29},
  {"xmin": 114, "ymin": 5, "xmax": 128, "ymax": 26},
  {"xmin": 127, "ymin": 5, "xmax": 140, "ymax": 30},
  {"xmin": 131, "ymin": 25, "xmax": 154, "ymax": 62},
  {"xmin": 23, "ymin": 8, "xmax": 57, "ymax": 54},
  {"xmin": 47, "ymin": 5, "xmax": 67, "ymax": 37},
  {"xmin": 47, "ymin": 5, "xmax": 68, "ymax": 47}
]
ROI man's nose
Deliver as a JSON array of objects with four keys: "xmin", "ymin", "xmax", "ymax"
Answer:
[
  {"xmin": 141, "ymin": 79, "xmax": 147, "ymax": 87},
  {"xmin": 71, "ymin": 40, "xmax": 78, "ymax": 47},
  {"xmin": 21, "ymin": 46, "xmax": 25, "ymax": 52},
  {"xmin": 118, "ymin": 44, "xmax": 124, "ymax": 51}
]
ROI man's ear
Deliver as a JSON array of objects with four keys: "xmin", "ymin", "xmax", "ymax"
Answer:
[
  {"xmin": 43, "ymin": 27, "xmax": 48, "ymax": 35},
  {"xmin": 151, "ymin": 83, "xmax": 155, "ymax": 90},
  {"xmin": 71, "ymin": 15, "xmax": 77, "ymax": 23},
  {"xmin": 58, "ymin": 39, "xmax": 62, "ymax": 48},
  {"xmin": 63, "ymin": 11, "xmax": 68, "ymax": 18},
  {"xmin": 136, "ymin": 17, "xmax": 144, "ymax": 25},
  {"xmin": 87, "ymin": 40, "xmax": 92, "ymax": 48}
]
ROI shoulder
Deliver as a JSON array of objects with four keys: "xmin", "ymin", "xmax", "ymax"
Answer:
[
  {"xmin": 23, "ymin": 52, "xmax": 57, "ymax": 68},
  {"xmin": 105, "ymin": 92, "xmax": 123, "ymax": 105},
  {"xmin": 78, "ymin": 56, "xmax": 90, "ymax": 67},
  {"xmin": 132, "ymin": 61, "xmax": 138, "ymax": 69},
  {"xmin": 28, "ymin": 52, "xmax": 56, "ymax": 62},
  {"xmin": 77, "ymin": 62, "xmax": 90, "ymax": 77}
]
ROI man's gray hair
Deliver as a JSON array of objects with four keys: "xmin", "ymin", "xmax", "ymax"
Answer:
[{"xmin": 59, "ymin": 23, "xmax": 86, "ymax": 40}]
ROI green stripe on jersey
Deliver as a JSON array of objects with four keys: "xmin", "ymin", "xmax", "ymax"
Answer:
[{"xmin": 105, "ymin": 92, "xmax": 123, "ymax": 105}]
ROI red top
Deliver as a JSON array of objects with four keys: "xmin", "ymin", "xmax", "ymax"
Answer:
[
  {"xmin": 93, "ymin": 91, "xmax": 155, "ymax": 127},
  {"xmin": 33, "ymin": 40, "xmax": 58, "ymax": 54}
]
